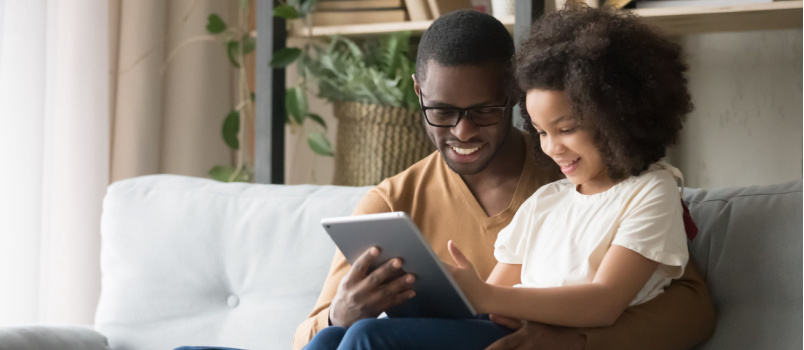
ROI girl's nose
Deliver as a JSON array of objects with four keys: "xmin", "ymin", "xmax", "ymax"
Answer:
[{"xmin": 542, "ymin": 135, "xmax": 565, "ymax": 156}]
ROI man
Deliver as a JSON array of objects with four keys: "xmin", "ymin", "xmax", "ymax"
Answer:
[{"xmin": 293, "ymin": 9, "xmax": 715, "ymax": 350}]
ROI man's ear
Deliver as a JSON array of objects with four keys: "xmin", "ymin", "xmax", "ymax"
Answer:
[{"xmin": 412, "ymin": 74, "xmax": 420, "ymax": 97}]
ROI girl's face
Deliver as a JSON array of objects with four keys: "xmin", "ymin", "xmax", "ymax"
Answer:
[{"xmin": 525, "ymin": 89, "xmax": 614, "ymax": 195}]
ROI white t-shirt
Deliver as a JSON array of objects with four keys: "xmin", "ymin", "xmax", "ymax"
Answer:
[{"xmin": 494, "ymin": 162, "xmax": 689, "ymax": 306}]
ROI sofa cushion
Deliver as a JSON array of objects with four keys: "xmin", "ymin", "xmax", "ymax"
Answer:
[
  {"xmin": 684, "ymin": 180, "xmax": 802, "ymax": 350},
  {"xmin": 95, "ymin": 175, "xmax": 370, "ymax": 350}
]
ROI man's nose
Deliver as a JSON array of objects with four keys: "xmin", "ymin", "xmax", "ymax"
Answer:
[{"xmin": 450, "ymin": 112, "xmax": 479, "ymax": 142}]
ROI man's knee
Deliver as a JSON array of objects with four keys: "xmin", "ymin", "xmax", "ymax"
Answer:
[
  {"xmin": 304, "ymin": 326, "xmax": 347, "ymax": 349},
  {"xmin": 347, "ymin": 318, "xmax": 389, "ymax": 338},
  {"xmin": 341, "ymin": 318, "xmax": 393, "ymax": 349}
]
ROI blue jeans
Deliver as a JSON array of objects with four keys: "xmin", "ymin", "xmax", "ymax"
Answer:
[{"xmin": 303, "ymin": 316, "xmax": 512, "ymax": 350}]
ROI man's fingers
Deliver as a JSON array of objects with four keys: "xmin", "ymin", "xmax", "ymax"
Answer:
[
  {"xmin": 384, "ymin": 287, "xmax": 417, "ymax": 310},
  {"xmin": 489, "ymin": 314, "xmax": 523, "ymax": 330},
  {"xmin": 485, "ymin": 328, "xmax": 526, "ymax": 350},
  {"xmin": 345, "ymin": 247, "xmax": 380, "ymax": 283},
  {"xmin": 360, "ymin": 256, "xmax": 404, "ymax": 290},
  {"xmin": 383, "ymin": 272, "xmax": 416, "ymax": 296},
  {"xmin": 361, "ymin": 273, "xmax": 415, "ymax": 310}
]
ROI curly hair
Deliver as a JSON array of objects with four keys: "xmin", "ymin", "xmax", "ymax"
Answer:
[{"xmin": 516, "ymin": 5, "xmax": 693, "ymax": 181}]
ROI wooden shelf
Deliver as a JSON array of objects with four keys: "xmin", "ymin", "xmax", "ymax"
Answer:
[
  {"xmin": 633, "ymin": 1, "xmax": 803, "ymax": 35},
  {"xmin": 289, "ymin": 16, "xmax": 514, "ymax": 37},
  {"xmin": 289, "ymin": 1, "xmax": 801, "ymax": 38}
]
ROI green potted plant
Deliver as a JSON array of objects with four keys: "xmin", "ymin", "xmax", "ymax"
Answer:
[
  {"xmin": 299, "ymin": 32, "xmax": 434, "ymax": 186},
  {"xmin": 205, "ymin": 2, "xmax": 431, "ymax": 185}
]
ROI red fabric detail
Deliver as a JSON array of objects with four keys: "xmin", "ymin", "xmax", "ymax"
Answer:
[{"xmin": 681, "ymin": 200, "xmax": 698, "ymax": 240}]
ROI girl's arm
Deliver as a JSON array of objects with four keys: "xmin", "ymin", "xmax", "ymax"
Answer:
[
  {"xmin": 484, "ymin": 262, "xmax": 524, "ymax": 329},
  {"xmin": 486, "ymin": 262, "xmax": 521, "ymax": 286},
  {"xmin": 448, "ymin": 241, "xmax": 658, "ymax": 328}
]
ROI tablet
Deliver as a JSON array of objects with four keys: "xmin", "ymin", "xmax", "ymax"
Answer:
[{"xmin": 321, "ymin": 211, "xmax": 477, "ymax": 319}]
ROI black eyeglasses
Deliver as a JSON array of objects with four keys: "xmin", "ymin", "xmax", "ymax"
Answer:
[{"xmin": 418, "ymin": 88, "xmax": 509, "ymax": 128}]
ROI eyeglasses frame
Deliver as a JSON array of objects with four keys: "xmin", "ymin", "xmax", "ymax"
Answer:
[{"xmin": 418, "ymin": 88, "xmax": 510, "ymax": 128}]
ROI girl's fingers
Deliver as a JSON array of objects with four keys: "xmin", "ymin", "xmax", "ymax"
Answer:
[{"xmin": 447, "ymin": 240, "xmax": 470, "ymax": 268}]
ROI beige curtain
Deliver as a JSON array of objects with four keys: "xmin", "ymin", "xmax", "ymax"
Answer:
[{"xmin": 110, "ymin": 0, "xmax": 236, "ymax": 182}]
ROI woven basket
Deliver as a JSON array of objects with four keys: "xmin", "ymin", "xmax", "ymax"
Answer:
[{"xmin": 333, "ymin": 101, "xmax": 435, "ymax": 186}]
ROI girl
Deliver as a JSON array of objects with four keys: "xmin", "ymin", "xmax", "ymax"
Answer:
[{"xmin": 307, "ymin": 4, "xmax": 696, "ymax": 349}]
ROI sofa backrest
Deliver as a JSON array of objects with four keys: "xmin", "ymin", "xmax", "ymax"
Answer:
[
  {"xmin": 95, "ymin": 175, "xmax": 370, "ymax": 350},
  {"xmin": 684, "ymin": 180, "xmax": 802, "ymax": 349},
  {"xmin": 97, "ymin": 175, "xmax": 803, "ymax": 350}
]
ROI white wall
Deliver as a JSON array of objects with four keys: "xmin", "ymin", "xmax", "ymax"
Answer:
[{"xmin": 667, "ymin": 29, "xmax": 803, "ymax": 189}]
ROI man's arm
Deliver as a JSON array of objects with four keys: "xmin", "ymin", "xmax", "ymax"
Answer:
[
  {"xmin": 581, "ymin": 256, "xmax": 716, "ymax": 350},
  {"xmin": 292, "ymin": 186, "xmax": 406, "ymax": 350},
  {"xmin": 485, "ymin": 257, "xmax": 715, "ymax": 350},
  {"xmin": 292, "ymin": 248, "xmax": 350, "ymax": 350}
]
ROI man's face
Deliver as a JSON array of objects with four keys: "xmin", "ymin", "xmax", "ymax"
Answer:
[{"xmin": 414, "ymin": 62, "xmax": 512, "ymax": 176}]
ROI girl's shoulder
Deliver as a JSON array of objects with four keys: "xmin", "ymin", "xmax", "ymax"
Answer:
[
  {"xmin": 520, "ymin": 178, "xmax": 575, "ymax": 208},
  {"xmin": 636, "ymin": 162, "xmax": 683, "ymax": 187},
  {"xmin": 623, "ymin": 162, "xmax": 684, "ymax": 198},
  {"xmin": 537, "ymin": 178, "xmax": 575, "ymax": 196}
]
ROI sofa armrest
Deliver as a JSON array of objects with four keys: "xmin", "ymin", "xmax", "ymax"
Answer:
[{"xmin": 0, "ymin": 325, "xmax": 110, "ymax": 350}]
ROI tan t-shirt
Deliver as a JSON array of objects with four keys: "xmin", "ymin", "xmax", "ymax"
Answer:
[{"xmin": 292, "ymin": 136, "xmax": 715, "ymax": 350}]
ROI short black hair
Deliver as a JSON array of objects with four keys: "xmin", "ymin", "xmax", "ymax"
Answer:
[
  {"xmin": 517, "ymin": 5, "xmax": 692, "ymax": 180},
  {"xmin": 416, "ymin": 9, "xmax": 515, "ymax": 87}
]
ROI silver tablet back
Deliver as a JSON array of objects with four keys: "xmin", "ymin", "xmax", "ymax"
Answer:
[{"xmin": 322, "ymin": 212, "xmax": 477, "ymax": 319}]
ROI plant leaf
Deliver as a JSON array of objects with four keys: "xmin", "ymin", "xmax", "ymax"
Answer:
[
  {"xmin": 209, "ymin": 165, "xmax": 236, "ymax": 182},
  {"xmin": 339, "ymin": 37, "xmax": 363, "ymax": 61},
  {"xmin": 381, "ymin": 31, "xmax": 409, "ymax": 77},
  {"xmin": 285, "ymin": 86, "xmax": 308, "ymax": 125},
  {"xmin": 206, "ymin": 14, "xmax": 227, "ymax": 34},
  {"xmin": 209, "ymin": 165, "xmax": 250, "ymax": 182},
  {"xmin": 307, "ymin": 113, "xmax": 327, "ymax": 129},
  {"xmin": 308, "ymin": 33, "xmax": 417, "ymax": 110},
  {"xmin": 226, "ymin": 40, "xmax": 240, "ymax": 68},
  {"xmin": 307, "ymin": 132, "xmax": 333, "ymax": 157},
  {"xmin": 273, "ymin": 5, "xmax": 299, "ymax": 19},
  {"xmin": 241, "ymin": 35, "xmax": 256, "ymax": 55},
  {"xmin": 222, "ymin": 110, "xmax": 240, "ymax": 150},
  {"xmin": 299, "ymin": 0, "xmax": 319, "ymax": 15},
  {"xmin": 270, "ymin": 48, "xmax": 302, "ymax": 68}
]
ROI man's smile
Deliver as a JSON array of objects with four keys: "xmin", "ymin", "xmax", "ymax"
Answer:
[{"xmin": 451, "ymin": 145, "xmax": 482, "ymax": 155}]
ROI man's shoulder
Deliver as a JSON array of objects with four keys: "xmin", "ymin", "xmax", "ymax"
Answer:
[
  {"xmin": 380, "ymin": 151, "xmax": 444, "ymax": 189},
  {"xmin": 368, "ymin": 151, "xmax": 447, "ymax": 210}
]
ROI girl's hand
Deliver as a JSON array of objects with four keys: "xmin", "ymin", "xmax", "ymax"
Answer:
[
  {"xmin": 445, "ymin": 240, "xmax": 491, "ymax": 313},
  {"xmin": 489, "ymin": 314, "xmax": 523, "ymax": 330}
]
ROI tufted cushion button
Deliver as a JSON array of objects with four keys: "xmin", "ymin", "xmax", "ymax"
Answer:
[{"xmin": 227, "ymin": 295, "xmax": 240, "ymax": 308}]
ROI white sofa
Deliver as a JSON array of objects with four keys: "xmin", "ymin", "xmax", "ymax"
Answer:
[{"xmin": 0, "ymin": 175, "xmax": 801, "ymax": 350}]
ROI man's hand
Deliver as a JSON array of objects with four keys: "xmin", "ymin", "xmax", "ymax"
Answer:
[
  {"xmin": 486, "ymin": 321, "xmax": 587, "ymax": 350},
  {"xmin": 329, "ymin": 246, "xmax": 416, "ymax": 328}
]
